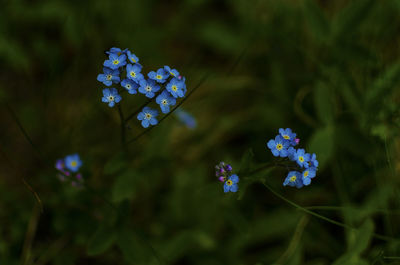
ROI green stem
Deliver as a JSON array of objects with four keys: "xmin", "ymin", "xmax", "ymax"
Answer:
[
  {"xmin": 117, "ymin": 104, "xmax": 126, "ymax": 148},
  {"xmin": 260, "ymin": 179, "xmax": 396, "ymax": 242}
]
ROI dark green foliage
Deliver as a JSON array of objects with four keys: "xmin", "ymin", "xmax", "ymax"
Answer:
[{"xmin": 1, "ymin": 0, "xmax": 400, "ymax": 264}]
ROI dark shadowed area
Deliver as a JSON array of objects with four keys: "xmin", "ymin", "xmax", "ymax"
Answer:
[{"xmin": 1, "ymin": 0, "xmax": 400, "ymax": 264}]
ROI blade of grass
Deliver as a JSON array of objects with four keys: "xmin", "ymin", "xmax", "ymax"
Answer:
[{"xmin": 261, "ymin": 179, "xmax": 397, "ymax": 242}]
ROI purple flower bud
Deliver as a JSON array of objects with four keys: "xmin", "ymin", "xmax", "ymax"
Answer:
[
  {"xmin": 295, "ymin": 138, "xmax": 300, "ymax": 145},
  {"xmin": 55, "ymin": 159, "xmax": 65, "ymax": 171},
  {"xmin": 219, "ymin": 168, "xmax": 225, "ymax": 174},
  {"xmin": 225, "ymin": 164, "xmax": 232, "ymax": 172},
  {"xmin": 76, "ymin": 173, "xmax": 82, "ymax": 180},
  {"xmin": 218, "ymin": 176, "xmax": 225, "ymax": 182}
]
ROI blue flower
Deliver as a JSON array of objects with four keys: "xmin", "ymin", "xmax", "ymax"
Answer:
[
  {"xmin": 166, "ymin": 78, "xmax": 186, "ymax": 98},
  {"xmin": 293, "ymin": 148, "xmax": 311, "ymax": 168},
  {"xmin": 279, "ymin": 128, "xmax": 297, "ymax": 145},
  {"xmin": 301, "ymin": 167, "xmax": 317, "ymax": 186},
  {"xmin": 121, "ymin": 79, "xmax": 139, "ymax": 94},
  {"xmin": 175, "ymin": 109, "xmax": 196, "ymax": 129},
  {"xmin": 106, "ymin": 47, "xmax": 122, "ymax": 55},
  {"xmin": 126, "ymin": 64, "xmax": 144, "ymax": 82},
  {"xmin": 156, "ymin": 90, "xmax": 176, "ymax": 113},
  {"xmin": 65, "ymin": 154, "xmax": 82, "ymax": 173},
  {"xmin": 138, "ymin": 79, "xmax": 160, "ymax": 98},
  {"xmin": 223, "ymin": 174, "xmax": 239, "ymax": 193},
  {"xmin": 97, "ymin": 67, "xmax": 120, "ymax": 86},
  {"xmin": 267, "ymin": 135, "xmax": 290, "ymax": 157},
  {"xmin": 137, "ymin": 107, "xmax": 159, "ymax": 128},
  {"xmin": 126, "ymin": 50, "xmax": 139, "ymax": 64},
  {"xmin": 103, "ymin": 53, "xmax": 127, "ymax": 70},
  {"xmin": 283, "ymin": 171, "xmax": 303, "ymax": 188},
  {"xmin": 164, "ymin": 66, "xmax": 180, "ymax": 78},
  {"xmin": 287, "ymin": 147, "xmax": 296, "ymax": 161},
  {"xmin": 148, "ymin": 68, "xmax": 169, "ymax": 83},
  {"xmin": 102, "ymin": 88, "xmax": 121, "ymax": 107},
  {"xmin": 106, "ymin": 47, "xmax": 128, "ymax": 55},
  {"xmin": 309, "ymin": 153, "xmax": 319, "ymax": 168}
]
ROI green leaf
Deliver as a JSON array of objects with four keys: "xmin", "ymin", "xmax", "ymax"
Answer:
[
  {"xmin": 332, "ymin": 219, "xmax": 374, "ymax": 265},
  {"xmin": 303, "ymin": 0, "xmax": 330, "ymax": 42},
  {"xmin": 349, "ymin": 219, "xmax": 374, "ymax": 255},
  {"xmin": 238, "ymin": 148, "xmax": 254, "ymax": 175},
  {"xmin": 87, "ymin": 225, "xmax": 116, "ymax": 256},
  {"xmin": 314, "ymin": 82, "xmax": 335, "ymax": 125},
  {"xmin": 332, "ymin": 0, "xmax": 375, "ymax": 40},
  {"xmin": 117, "ymin": 227, "xmax": 149, "ymax": 264},
  {"xmin": 112, "ymin": 170, "xmax": 138, "ymax": 203},
  {"xmin": 365, "ymin": 62, "xmax": 400, "ymax": 106},
  {"xmin": 307, "ymin": 126, "xmax": 334, "ymax": 169}
]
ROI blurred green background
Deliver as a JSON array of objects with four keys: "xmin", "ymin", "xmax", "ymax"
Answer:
[{"xmin": 1, "ymin": 0, "xmax": 400, "ymax": 264}]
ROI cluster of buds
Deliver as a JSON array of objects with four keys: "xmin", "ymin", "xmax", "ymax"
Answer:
[
  {"xmin": 215, "ymin": 162, "xmax": 233, "ymax": 182},
  {"xmin": 55, "ymin": 154, "xmax": 84, "ymax": 188}
]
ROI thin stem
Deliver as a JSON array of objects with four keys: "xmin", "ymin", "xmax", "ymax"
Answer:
[
  {"xmin": 126, "ymin": 73, "xmax": 209, "ymax": 144},
  {"xmin": 117, "ymin": 104, "xmax": 126, "ymax": 147},
  {"xmin": 261, "ymin": 180, "xmax": 396, "ymax": 242}
]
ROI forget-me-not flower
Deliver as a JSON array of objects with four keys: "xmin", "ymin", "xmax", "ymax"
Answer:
[
  {"xmin": 156, "ymin": 90, "xmax": 176, "ymax": 113},
  {"xmin": 126, "ymin": 50, "xmax": 139, "ymax": 64},
  {"xmin": 293, "ymin": 148, "xmax": 311, "ymax": 168},
  {"xmin": 97, "ymin": 67, "xmax": 120, "ymax": 86},
  {"xmin": 65, "ymin": 154, "xmax": 82, "ymax": 173},
  {"xmin": 148, "ymin": 68, "xmax": 169, "ymax": 83},
  {"xmin": 175, "ymin": 109, "xmax": 196, "ymax": 129},
  {"xmin": 279, "ymin": 128, "xmax": 297, "ymax": 146},
  {"xmin": 102, "ymin": 88, "xmax": 121, "ymax": 107},
  {"xmin": 283, "ymin": 171, "xmax": 303, "ymax": 188},
  {"xmin": 104, "ymin": 53, "xmax": 127, "ymax": 70},
  {"xmin": 166, "ymin": 78, "xmax": 186, "ymax": 98},
  {"xmin": 137, "ymin": 107, "xmax": 159, "ymax": 128},
  {"xmin": 121, "ymin": 79, "xmax": 139, "ymax": 94},
  {"xmin": 138, "ymin": 79, "xmax": 160, "ymax": 98},
  {"xmin": 267, "ymin": 135, "xmax": 290, "ymax": 157},
  {"xmin": 224, "ymin": 174, "xmax": 239, "ymax": 193},
  {"xmin": 301, "ymin": 167, "xmax": 317, "ymax": 186},
  {"xmin": 126, "ymin": 63, "xmax": 144, "ymax": 82},
  {"xmin": 164, "ymin": 66, "xmax": 180, "ymax": 78}
]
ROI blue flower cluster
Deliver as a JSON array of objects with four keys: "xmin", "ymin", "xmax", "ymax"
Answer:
[
  {"xmin": 267, "ymin": 128, "xmax": 319, "ymax": 188},
  {"xmin": 55, "ymin": 154, "xmax": 84, "ymax": 187},
  {"xmin": 215, "ymin": 162, "xmax": 239, "ymax": 193},
  {"xmin": 97, "ymin": 47, "xmax": 187, "ymax": 128}
]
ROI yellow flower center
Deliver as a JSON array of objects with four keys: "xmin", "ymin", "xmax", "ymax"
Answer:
[
  {"xmin": 171, "ymin": 85, "xmax": 178, "ymax": 92},
  {"xmin": 156, "ymin": 74, "xmax": 162, "ymax": 80},
  {"xmin": 108, "ymin": 96, "xmax": 114, "ymax": 101},
  {"xmin": 303, "ymin": 171, "xmax": 309, "ymax": 178},
  {"xmin": 145, "ymin": 113, "xmax": 152, "ymax": 119},
  {"xmin": 299, "ymin": 156, "xmax": 304, "ymax": 162},
  {"xmin": 170, "ymin": 71, "xmax": 175, "ymax": 76},
  {"xmin": 70, "ymin": 161, "xmax": 77, "ymax": 167},
  {"xmin": 130, "ymin": 71, "xmax": 136, "ymax": 78},
  {"xmin": 112, "ymin": 60, "xmax": 119, "ymax": 65},
  {"xmin": 131, "ymin": 57, "xmax": 136, "ymax": 63},
  {"xmin": 161, "ymin": 99, "xmax": 168, "ymax": 105},
  {"xmin": 283, "ymin": 135, "xmax": 290, "ymax": 140},
  {"xmin": 106, "ymin": 74, "xmax": 112, "ymax": 80},
  {"xmin": 290, "ymin": 176, "xmax": 297, "ymax": 182},
  {"xmin": 126, "ymin": 84, "xmax": 131, "ymax": 89},
  {"xmin": 145, "ymin": 86, "xmax": 152, "ymax": 92},
  {"xmin": 276, "ymin": 144, "xmax": 283, "ymax": 150},
  {"xmin": 226, "ymin": 180, "xmax": 233, "ymax": 186}
]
